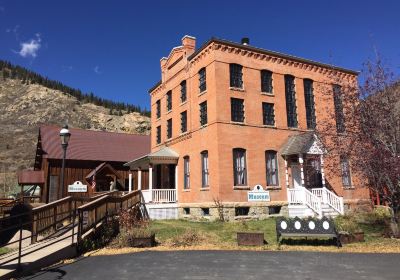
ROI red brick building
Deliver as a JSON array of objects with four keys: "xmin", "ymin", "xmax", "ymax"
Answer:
[{"xmin": 126, "ymin": 36, "xmax": 371, "ymax": 220}]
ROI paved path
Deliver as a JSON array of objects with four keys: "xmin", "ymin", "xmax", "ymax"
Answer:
[{"xmin": 21, "ymin": 250, "xmax": 400, "ymax": 280}]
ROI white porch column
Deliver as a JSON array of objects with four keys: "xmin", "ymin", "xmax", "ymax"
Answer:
[
  {"xmin": 320, "ymin": 154, "xmax": 326, "ymax": 188},
  {"xmin": 149, "ymin": 165, "xmax": 153, "ymax": 203},
  {"xmin": 138, "ymin": 168, "xmax": 142, "ymax": 191},
  {"xmin": 128, "ymin": 173, "xmax": 132, "ymax": 192},
  {"xmin": 175, "ymin": 164, "xmax": 178, "ymax": 202},
  {"xmin": 284, "ymin": 157, "xmax": 289, "ymax": 188},
  {"xmin": 298, "ymin": 154, "xmax": 305, "ymax": 187}
]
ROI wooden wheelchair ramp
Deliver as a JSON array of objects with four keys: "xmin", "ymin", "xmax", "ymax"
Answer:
[{"xmin": 0, "ymin": 190, "xmax": 146, "ymax": 279}]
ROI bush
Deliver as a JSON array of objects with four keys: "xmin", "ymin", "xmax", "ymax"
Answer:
[
  {"xmin": 80, "ymin": 217, "xmax": 119, "ymax": 252},
  {"xmin": 169, "ymin": 229, "xmax": 205, "ymax": 247},
  {"xmin": 334, "ymin": 214, "xmax": 362, "ymax": 234},
  {"xmin": 357, "ymin": 206, "xmax": 392, "ymax": 225}
]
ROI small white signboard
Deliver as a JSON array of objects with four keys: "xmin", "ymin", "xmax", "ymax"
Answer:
[
  {"xmin": 68, "ymin": 181, "xmax": 87, "ymax": 193},
  {"xmin": 248, "ymin": 185, "xmax": 270, "ymax": 202}
]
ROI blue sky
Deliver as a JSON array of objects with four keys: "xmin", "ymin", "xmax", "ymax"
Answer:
[{"xmin": 0, "ymin": 0, "xmax": 399, "ymax": 109}]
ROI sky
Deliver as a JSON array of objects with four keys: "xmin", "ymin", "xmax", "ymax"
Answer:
[{"xmin": 0, "ymin": 0, "xmax": 399, "ymax": 110}]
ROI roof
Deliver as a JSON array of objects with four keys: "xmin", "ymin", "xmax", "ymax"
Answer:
[
  {"xmin": 280, "ymin": 132, "xmax": 324, "ymax": 156},
  {"xmin": 37, "ymin": 125, "xmax": 151, "ymax": 162},
  {"xmin": 18, "ymin": 170, "xmax": 45, "ymax": 185},
  {"xmin": 125, "ymin": 147, "xmax": 179, "ymax": 169},
  {"xmin": 149, "ymin": 37, "xmax": 359, "ymax": 93},
  {"xmin": 85, "ymin": 162, "xmax": 121, "ymax": 181}
]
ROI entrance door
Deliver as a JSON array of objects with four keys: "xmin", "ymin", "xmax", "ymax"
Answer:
[
  {"xmin": 48, "ymin": 175, "xmax": 59, "ymax": 202},
  {"xmin": 291, "ymin": 164, "xmax": 302, "ymax": 188}
]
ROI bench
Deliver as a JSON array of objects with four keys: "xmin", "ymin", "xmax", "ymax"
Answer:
[{"xmin": 276, "ymin": 217, "xmax": 341, "ymax": 248}]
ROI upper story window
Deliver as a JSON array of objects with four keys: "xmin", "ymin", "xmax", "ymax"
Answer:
[
  {"xmin": 167, "ymin": 118, "xmax": 172, "ymax": 139},
  {"xmin": 233, "ymin": 148, "xmax": 247, "ymax": 186},
  {"xmin": 180, "ymin": 80, "xmax": 187, "ymax": 103},
  {"xmin": 231, "ymin": 98, "xmax": 244, "ymax": 123},
  {"xmin": 284, "ymin": 75, "xmax": 298, "ymax": 128},
  {"xmin": 166, "ymin": 90, "xmax": 172, "ymax": 112},
  {"xmin": 199, "ymin": 101, "xmax": 208, "ymax": 126},
  {"xmin": 156, "ymin": 125, "xmax": 161, "ymax": 144},
  {"xmin": 199, "ymin": 68, "xmax": 207, "ymax": 93},
  {"xmin": 181, "ymin": 111, "xmax": 187, "ymax": 133},
  {"xmin": 340, "ymin": 155, "xmax": 352, "ymax": 187},
  {"xmin": 262, "ymin": 102, "xmax": 275, "ymax": 126},
  {"xmin": 261, "ymin": 70, "xmax": 273, "ymax": 93},
  {"xmin": 230, "ymin": 64, "xmax": 243, "ymax": 88},
  {"xmin": 183, "ymin": 156, "xmax": 190, "ymax": 189},
  {"xmin": 266, "ymin": 150, "xmax": 279, "ymax": 186},
  {"xmin": 333, "ymin": 84, "xmax": 345, "ymax": 133},
  {"xmin": 201, "ymin": 151, "xmax": 209, "ymax": 188},
  {"xmin": 304, "ymin": 79, "xmax": 316, "ymax": 129},
  {"xmin": 156, "ymin": 100, "xmax": 161, "ymax": 119}
]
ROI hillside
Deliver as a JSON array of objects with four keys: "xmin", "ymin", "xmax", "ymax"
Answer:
[{"xmin": 0, "ymin": 77, "xmax": 150, "ymax": 193}]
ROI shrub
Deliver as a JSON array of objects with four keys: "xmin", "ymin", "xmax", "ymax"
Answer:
[
  {"xmin": 80, "ymin": 217, "xmax": 119, "ymax": 252},
  {"xmin": 334, "ymin": 214, "xmax": 362, "ymax": 234},
  {"xmin": 169, "ymin": 229, "xmax": 205, "ymax": 247}
]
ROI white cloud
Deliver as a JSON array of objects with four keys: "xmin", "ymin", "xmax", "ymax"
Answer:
[
  {"xmin": 94, "ymin": 66, "xmax": 101, "ymax": 74},
  {"xmin": 16, "ymin": 34, "xmax": 41, "ymax": 58}
]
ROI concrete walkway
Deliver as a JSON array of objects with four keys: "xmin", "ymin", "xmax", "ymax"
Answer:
[
  {"xmin": 0, "ymin": 226, "xmax": 77, "ymax": 280},
  {"xmin": 20, "ymin": 250, "xmax": 400, "ymax": 280}
]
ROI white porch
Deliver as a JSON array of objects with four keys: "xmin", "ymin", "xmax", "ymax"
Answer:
[{"xmin": 281, "ymin": 132, "xmax": 344, "ymax": 218}]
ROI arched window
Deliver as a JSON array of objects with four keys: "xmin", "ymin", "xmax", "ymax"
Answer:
[
  {"xmin": 265, "ymin": 150, "xmax": 279, "ymax": 186},
  {"xmin": 183, "ymin": 156, "xmax": 190, "ymax": 189},
  {"xmin": 201, "ymin": 151, "xmax": 209, "ymax": 187},
  {"xmin": 340, "ymin": 155, "xmax": 352, "ymax": 187},
  {"xmin": 233, "ymin": 148, "xmax": 247, "ymax": 186}
]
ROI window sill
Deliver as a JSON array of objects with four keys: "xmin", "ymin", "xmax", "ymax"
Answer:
[
  {"xmin": 166, "ymin": 110, "xmax": 172, "ymax": 115},
  {"xmin": 229, "ymin": 87, "xmax": 245, "ymax": 92},
  {"xmin": 233, "ymin": 186, "xmax": 250, "ymax": 190},
  {"xmin": 265, "ymin": 186, "xmax": 281, "ymax": 191},
  {"xmin": 261, "ymin": 92, "xmax": 274, "ymax": 96},
  {"xmin": 183, "ymin": 189, "xmax": 191, "ymax": 192},
  {"xmin": 200, "ymin": 187, "xmax": 210, "ymax": 191},
  {"xmin": 180, "ymin": 101, "xmax": 187, "ymax": 106},
  {"xmin": 156, "ymin": 117, "xmax": 161, "ymax": 121},
  {"xmin": 263, "ymin": 125, "xmax": 276, "ymax": 129},
  {"xmin": 180, "ymin": 131, "xmax": 189, "ymax": 136},
  {"xmin": 200, "ymin": 124, "xmax": 208, "ymax": 129},
  {"xmin": 230, "ymin": 121, "xmax": 246, "ymax": 126},
  {"xmin": 198, "ymin": 90, "xmax": 207, "ymax": 97},
  {"xmin": 343, "ymin": 186, "xmax": 355, "ymax": 190}
]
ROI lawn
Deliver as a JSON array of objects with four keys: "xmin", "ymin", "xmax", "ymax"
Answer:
[
  {"xmin": 0, "ymin": 247, "xmax": 11, "ymax": 255},
  {"xmin": 90, "ymin": 217, "xmax": 400, "ymax": 256}
]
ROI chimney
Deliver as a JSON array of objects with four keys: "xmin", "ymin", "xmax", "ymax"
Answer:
[
  {"xmin": 241, "ymin": 37, "xmax": 250, "ymax": 45},
  {"xmin": 182, "ymin": 35, "xmax": 196, "ymax": 55}
]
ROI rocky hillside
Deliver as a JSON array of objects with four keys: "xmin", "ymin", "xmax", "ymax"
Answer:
[{"xmin": 0, "ymin": 78, "xmax": 150, "ymax": 189}]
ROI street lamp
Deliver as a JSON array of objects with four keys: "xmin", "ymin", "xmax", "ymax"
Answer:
[{"xmin": 60, "ymin": 124, "xmax": 71, "ymax": 198}]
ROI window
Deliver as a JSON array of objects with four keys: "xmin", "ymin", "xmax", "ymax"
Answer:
[
  {"xmin": 284, "ymin": 75, "xmax": 298, "ymax": 128},
  {"xmin": 233, "ymin": 148, "xmax": 247, "ymax": 186},
  {"xmin": 156, "ymin": 100, "xmax": 161, "ymax": 119},
  {"xmin": 156, "ymin": 125, "xmax": 161, "ymax": 144},
  {"xmin": 201, "ymin": 151, "xmax": 209, "ymax": 187},
  {"xmin": 201, "ymin": 208, "xmax": 210, "ymax": 216},
  {"xmin": 262, "ymin": 102, "xmax": 275, "ymax": 126},
  {"xmin": 181, "ymin": 111, "xmax": 187, "ymax": 133},
  {"xmin": 167, "ymin": 119, "xmax": 172, "ymax": 139},
  {"xmin": 261, "ymin": 70, "xmax": 273, "ymax": 93},
  {"xmin": 199, "ymin": 67, "xmax": 206, "ymax": 92},
  {"xmin": 304, "ymin": 79, "xmax": 316, "ymax": 129},
  {"xmin": 180, "ymin": 80, "xmax": 187, "ymax": 103},
  {"xmin": 166, "ymin": 91, "xmax": 172, "ymax": 111},
  {"xmin": 183, "ymin": 208, "xmax": 190, "ymax": 215},
  {"xmin": 269, "ymin": 206, "xmax": 281, "ymax": 215},
  {"xmin": 229, "ymin": 64, "xmax": 243, "ymax": 88},
  {"xmin": 333, "ymin": 84, "xmax": 345, "ymax": 133},
  {"xmin": 235, "ymin": 207, "xmax": 250, "ymax": 216},
  {"xmin": 183, "ymin": 156, "xmax": 190, "ymax": 189},
  {"xmin": 266, "ymin": 151, "xmax": 279, "ymax": 186},
  {"xmin": 231, "ymin": 98, "xmax": 245, "ymax": 122},
  {"xmin": 199, "ymin": 101, "xmax": 208, "ymax": 126},
  {"xmin": 340, "ymin": 155, "xmax": 352, "ymax": 187}
]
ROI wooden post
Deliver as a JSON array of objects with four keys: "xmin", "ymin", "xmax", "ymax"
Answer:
[
  {"xmin": 138, "ymin": 168, "xmax": 142, "ymax": 190},
  {"xmin": 53, "ymin": 206, "xmax": 57, "ymax": 231},
  {"xmin": 128, "ymin": 173, "xmax": 132, "ymax": 192}
]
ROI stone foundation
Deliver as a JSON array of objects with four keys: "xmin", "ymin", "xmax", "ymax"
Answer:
[{"xmin": 178, "ymin": 202, "xmax": 288, "ymax": 221}]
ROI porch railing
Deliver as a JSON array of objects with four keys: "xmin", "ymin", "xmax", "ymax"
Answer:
[
  {"xmin": 152, "ymin": 189, "xmax": 176, "ymax": 203},
  {"xmin": 312, "ymin": 188, "xmax": 344, "ymax": 215}
]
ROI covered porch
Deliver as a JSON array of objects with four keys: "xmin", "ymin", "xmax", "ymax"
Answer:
[
  {"xmin": 124, "ymin": 147, "xmax": 179, "ymax": 204},
  {"xmin": 281, "ymin": 132, "xmax": 344, "ymax": 216}
]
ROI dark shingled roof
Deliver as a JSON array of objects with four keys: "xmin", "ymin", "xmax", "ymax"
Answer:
[
  {"xmin": 38, "ymin": 126, "xmax": 150, "ymax": 162},
  {"xmin": 18, "ymin": 170, "xmax": 45, "ymax": 185},
  {"xmin": 280, "ymin": 132, "xmax": 318, "ymax": 156}
]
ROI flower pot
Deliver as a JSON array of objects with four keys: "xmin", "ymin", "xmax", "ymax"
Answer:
[
  {"xmin": 128, "ymin": 234, "xmax": 156, "ymax": 247},
  {"xmin": 352, "ymin": 232, "xmax": 364, "ymax": 242},
  {"xmin": 237, "ymin": 232, "xmax": 265, "ymax": 246}
]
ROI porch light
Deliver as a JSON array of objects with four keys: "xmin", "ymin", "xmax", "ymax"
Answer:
[{"xmin": 60, "ymin": 125, "xmax": 71, "ymax": 146}]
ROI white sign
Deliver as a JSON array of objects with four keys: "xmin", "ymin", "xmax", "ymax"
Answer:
[
  {"xmin": 68, "ymin": 181, "xmax": 87, "ymax": 193},
  {"xmin": 248, "ymin": 185, "xmax": 270, "ymax": 202}
]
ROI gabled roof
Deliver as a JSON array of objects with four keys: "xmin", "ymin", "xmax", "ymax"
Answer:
[
  {"xmin": 36, "ymin": 125, "xmax": 150, "ymax": 163},
  {"xmin": 280, "ymin": 132, "xmax": 325, "ymax": 156},
  {"xmin": 125, "ymin": 147, "xmax": 179, "ymax": 169},
  {"xmin": 18, "ymin": 170, "xmax": 45, "ymax": 185},
  {"xmin": 85, "ymin": 162, "xmax": 121, "ymax": 182}
]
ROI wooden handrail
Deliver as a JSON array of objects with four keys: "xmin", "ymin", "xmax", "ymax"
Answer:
[{"xmin": 32, "ymin": 196, "xmax": 72, "ymax": 213}]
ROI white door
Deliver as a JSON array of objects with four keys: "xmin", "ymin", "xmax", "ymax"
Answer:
[{"xmin": 291, "ymin": 164, "xmax": 302, "ymax": 188}]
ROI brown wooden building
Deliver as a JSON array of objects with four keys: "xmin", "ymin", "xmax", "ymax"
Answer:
[{"xmin": 32, "ymin": 125, "xmax": 150, "ymax": 203}]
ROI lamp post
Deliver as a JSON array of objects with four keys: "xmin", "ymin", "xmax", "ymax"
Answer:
[{"xmin": 60, "ymin": 125, "xmax": 71, "ymax": 199}]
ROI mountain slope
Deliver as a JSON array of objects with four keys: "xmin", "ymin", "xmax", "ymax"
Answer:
[{"xmin": 0, "ymin": 78, "xmax": 150, "ymax": 191}]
